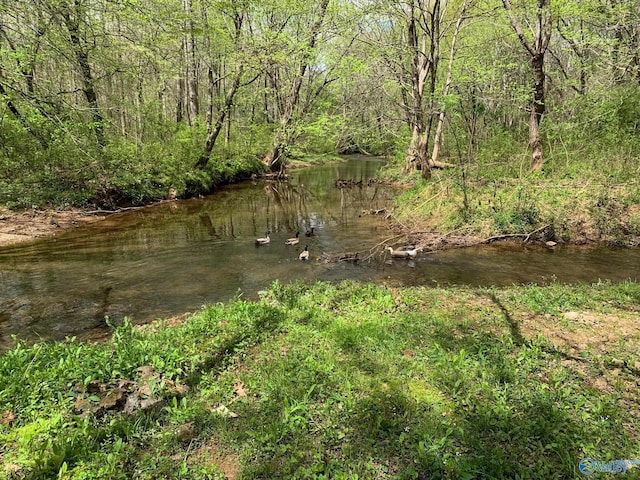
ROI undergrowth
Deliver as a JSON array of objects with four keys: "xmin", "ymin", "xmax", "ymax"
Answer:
[{"xmin": 385, "ymin": 133, "xmax": 640, "ymax": 244}]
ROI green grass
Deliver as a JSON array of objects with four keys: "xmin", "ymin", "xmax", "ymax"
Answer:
[
  {"xmin": 1, "ymin": 281, "xmax": 639, "ymax": 479},
  {"xmin": 389, "ymin": 168, "xmax": 640, "ymax": 244},
  {"xmin": 382, "ymin": 123, "xmax": 640, "ymax": 245}
]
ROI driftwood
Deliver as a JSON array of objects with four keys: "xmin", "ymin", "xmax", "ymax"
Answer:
[
  {"xmin": 318, "ymin": 233, "xmax": 417, "ymax": 264},
  {"xmin": 338, "ymin": 252, "xmax": 360, "ymax": 263},
  {"xmin": 319, "ymin": 219, "xmax": 554, "ymax": 266},
  {"xmin": 252, "ymin": 172, "xmax": 289, "ymax": 181},
  {"xmin": 319, "ymin": 251, "xmax": 361, "ymax": 264},
  {"xmin": 366, "ymin": 178, "xmax": 394, "ymax": 187},
  {"xmin": 336, "ymin": 178, "xmax": 390, "ymax": 188},
  {"xmin": 474, "ymin": 224, "xmax": 553, "ymax": 245},
  {"xmin": 429, "ymin": 160, "xmax": 456, "ymax": 169},
  {"xmin": 83, "ymin": 204, "xmax": 156, "ymax": 216},
  {"xmin": 82, "ymin": 197, "xmax": 186, "ymax": 216},
  {"xmin": 385, "ymin": 205, "xmax": 557, "ymax": 252}
]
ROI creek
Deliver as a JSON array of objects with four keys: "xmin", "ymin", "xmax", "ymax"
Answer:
[{"xmin": 0, "ymin": 156, "xmax": 638, "ymax": 350}]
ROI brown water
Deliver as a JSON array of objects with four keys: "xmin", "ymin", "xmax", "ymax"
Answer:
[{"xmin": 1, "ymin": 156, "xmax": 638, "ymax": 349}]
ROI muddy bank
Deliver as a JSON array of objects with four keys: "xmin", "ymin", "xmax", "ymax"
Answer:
[
  {"xmin": 385, "ymin": 213, "xmax": 640, "ymax": 253},
  {"xmin": 0, "ymin": 208, "xmax": 106, "ymax": 247}
]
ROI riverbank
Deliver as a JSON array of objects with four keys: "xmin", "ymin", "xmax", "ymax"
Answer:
[
  {"xmin": 379, "ymin": 159, "xmax": 640, "ymax": 251},
  {"xmin": 1, "ymin": 280, "xmax": 639, "ymax": 479},
  {"xmin": 0, "ymin": 155, "xmax": 345, "ymax": 248},
  {"xmin": 3, "ymin": 153, "xmax": 639, "ymax": 251},
  {"xmin": 0, "ymin": 207, "xmax": 108, "ymax": 247}
]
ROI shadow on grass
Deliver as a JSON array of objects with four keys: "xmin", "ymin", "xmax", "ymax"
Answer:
[
  {"xmin": 208, "ymin": 283, "xmax": 638, "ymax": 479},
  {"xmin": 333, "ymin": 327, "xmax": 586, "ymax": 479}
]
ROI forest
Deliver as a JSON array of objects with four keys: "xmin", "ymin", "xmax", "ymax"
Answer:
[
  {"xmin": 1, "ymin": 0, "xmax": 639, "ymax": 213},
  {"xmin": 2, "ymin": 2, "xmax": 640, "ymax": 478}
]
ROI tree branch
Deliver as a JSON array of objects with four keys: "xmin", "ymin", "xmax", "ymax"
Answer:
[{"xmin": 502, "ymin": 0, "xmax": 535, "ymax": 57}]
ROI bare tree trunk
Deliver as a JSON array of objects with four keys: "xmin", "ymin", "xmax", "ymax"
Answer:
[
  {"xmin": 225, "ymin": 107, "xmax": 232, "ymax": 145},
  {"xmin": 196, "ymin": 9, "xmax": 248, "ymax": 169},
  {"xmin": 61, "ymin": 6, "xmax": 105, "ymax": 147},
  {"xmin": 136, "ymin": 72, "xmax": 143, "ymax": 143},
  {"xmin": 262, "ymin": 73, "xmax": 305, "ymax": 171},
  {"xmin": 205, "ymin": 66, "xmax": 215, "ymax": 130},
  {"xmin": 530, "ymin": 52, "xmax": 545, "ymax": 171},
  {"xmin": 197, "ymin": 66, "xmax": 243, "ymax": 168},
  {"xmin": 183, "ymin": 0, "xmax": 199, "ymax": 125},
  {"xmin": 402, "ymin": 0, "xmax": 442, "ymax": 177},
  {"xmin": 403, "ymin": 0, "xmax": 427, "ymax": 172},
  {"xmin": 431, "ymin": 0, "xmax": 467, "ymax": 166},
  {"xmin": 263, "ymin": 75, "xmax": 272, "ymax": 123},
  {"xmin": 405, "ymin": 125, "xmax": 426, "ymax": 170},
  {"xmin": 176, "ymin": 77, "xmax": 185, "ymax": 123},
  {"xmin": 420, "ymin": 0, "xmax": 441, "ymax": 177},
  {"xmin": 503, "ymin": 0, "xmax": 551, "ymax": 171}
]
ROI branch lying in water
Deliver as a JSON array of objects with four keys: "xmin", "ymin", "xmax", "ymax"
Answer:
[
  {"xmin": 83, "ymin": 200, "xmax": 177, "ymax": 216},
  {"xmin": 477, "ymin": 224, "xmax": 552, "ymax": 245}
]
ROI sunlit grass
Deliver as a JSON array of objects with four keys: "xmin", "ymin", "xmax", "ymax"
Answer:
[
  {"xmin": 1, "ymin": 280, "xmax": 639, "ymax": 479},
  {"xmin": 381, "ymin": 129, "xmax": 640, "ymax": 245}
]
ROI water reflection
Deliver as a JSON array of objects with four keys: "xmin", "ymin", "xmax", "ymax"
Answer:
[
  {"xmin": 0, "ymin": 156, "xmax": 638, "ymax": 350},
  {"xmin": 0, "ymin": 157, "xmax": 393, "ymax": 348}
]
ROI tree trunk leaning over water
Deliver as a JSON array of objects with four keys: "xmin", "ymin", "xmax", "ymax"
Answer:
[
  {"xmin": 196, "ymin": 6, "xmax": 258, "ymax": 170},
  {"xmin": 196, "ymin": 66, "xmax": 244, "ymax": 169}
]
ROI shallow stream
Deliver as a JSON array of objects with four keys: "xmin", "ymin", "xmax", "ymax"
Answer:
[{"xmin": 1, "ymin": 156, "xmax": 638, "ymax": 350}]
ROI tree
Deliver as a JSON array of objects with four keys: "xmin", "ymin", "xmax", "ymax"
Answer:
[
  {"xmin": 371, "ymin": 0, "xmax": 467, "ymax": 175},
  {"xmin": 55, "ymin": 0, "xmax": 108, "ymax": 147},
  {"xmin": 182, "ymin": 0, "xmax": 199, "ymax": 125},
  {"xmin": 430, "ymin": 0, "xmax": 470, "ymax": 166},
  {"xmin": 261, "ymin": 0, "xmax": 331, "ymax": 172},
  {"xmin": 401, "ymin": 0, "xmax": 442, "ymax": 176},
  {"xmin": 0, "ymin": 1, "xmax": 58, "ymax": 147},
  {"xmin": 197, "ymin": 2, "xmax": 254, "ymax": 169},
  {"xmin": 502, "ymin": 0, "xmax": 552, "ymax": 171}
]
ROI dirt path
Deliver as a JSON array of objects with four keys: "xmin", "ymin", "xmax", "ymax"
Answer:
[{"xmin": 0, "ymin": 208, "xmax": 106, "ymax": 247}]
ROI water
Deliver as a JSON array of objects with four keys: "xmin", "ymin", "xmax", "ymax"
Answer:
[{"xmin": 1, "ymin": 156, "xmax": 638, "ymax": 349}]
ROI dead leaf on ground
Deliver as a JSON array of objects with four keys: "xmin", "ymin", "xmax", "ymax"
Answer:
[
  {"xmin": 1, "ymin": 410, "xmax": 16, "ymax": 425},
  {"xmin": 233, "ymin": 382, "xmax": 247, "ymax": 398},
  {"xmin": 212, "ymin": 404, "xmax": 239, "ymax": 418},
  {"xmin": 402, "ymin": 349, "xmax": 415, "ymax": 358},
  {"xmin": 3, "ymin": 463, "xmax": 22, "ymax": 476},
  {"xmin": 137, "ymin": 365, "xmax": 156, "ymax": 380}
]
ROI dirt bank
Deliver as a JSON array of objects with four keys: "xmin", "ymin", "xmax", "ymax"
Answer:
[{"xmin": 0, "ymin": 208, "xmax": 106, "ymax": 247}]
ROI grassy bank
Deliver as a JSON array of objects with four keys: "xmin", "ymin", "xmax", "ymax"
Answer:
[
  {"xmin": 0, "ymin": 125, "xmax": 271, "ymax": 211},
  {"xmin": 383, "ymin": 135, "xmax": 640, "ymax": 247},
  {"xmin": 2, "ymin": 280, "xmax": 639, "ymax": 479}
]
